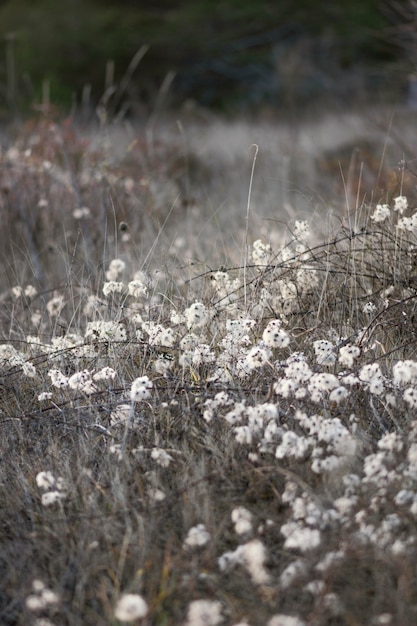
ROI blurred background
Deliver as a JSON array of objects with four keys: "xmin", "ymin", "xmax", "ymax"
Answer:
[{"xmin": 0, "ymin": 0, "xmax": 414, "ymax": 119}]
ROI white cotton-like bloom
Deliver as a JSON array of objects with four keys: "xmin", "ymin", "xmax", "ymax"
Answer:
[
  {"xmin": 130, "ymin": 376, "xmax": 153, "ymax": 401},
  {"xmin": 11, "ymin": 285, "xmax": 23, "ymax": 299},
  {"xmin": 48, "ymin": 369, "xmax": 69, "ymax": 388},
  {"xmin": 394, "ymin": 195, "xmax": 408, "ymax": 214},
  {"xmin": 73, "ymin": 206, "xmax": 91, "ymax": 219},
  {"xmin": 236, "ymin": 539, "xmax": 270, "ymax": 584},
  {"xmin": 393, "ymin": 360, "xmax": 417, "ymax": 385},
  {"xmin": 46, "ymin": 295, "xmax": 65, "ymax": 317},
  {"xmin": 106, "ymin": 258, "xmax": 126, "ymax": 280},
  {"xmin": 359, "ymin": 362, "xmax": 382, "ymax": 383},
  {"xmin": 171, "ymin": 309, "xmax": 185, "ymax": 325},
  {"xmin": 114, "ymin": 593, "xmax": 148, "ymax": 622},
  {"xmin": 93, "ymin": 367, "xmax": 117, "ymax": 382},
  {"xmin": 245, "ymin": 344, "xmax": 271, "ymax": 370},
  {"xmin": 281, "ymin": 522, "xmax": 321, "ymax": 552},
  {"xmin": 68, "ymin": 370, "xmax": 92, "ymax": 390},
  {"xmin": 26, "ymin": 581, "xmax": 59, "ymax": 612},
  {"xmin": 339, "ymin": 344, "xmax": 361, "ymax": 368},
  {"xmin": 184, "ymin": 524, "xmax": 211, "ymax": 548},
  {"xmin": 294, "ymin": 219, "xmax": 310, "ymax": 240},
  {"xmin": 22, "ymin": 361, "xmax": 37, "ymax": 377},
  {"xmin": 224, "ymin": 401, "xmax": 247, "ymax": 425},
  {"xmin": 285, "ymin": 358, "xmax": 312, "ymax": 383},
  {"xmin": 184, "ymin": 302, "xmax": 208, "ymax": 330},
  {"xmin": 252, "ymin": 239, "xmax": 272, "ymax": 265},
  {"xmin": 192, "ymin": 344, "xmax": 215, "ymax": 366},
  {"xmin": 370, "ymin": 204, "xmax": 391, "ymax": 223},
  {"xmin": 102, "ymin": 281, "xmax": 124, "ymax": 297},
  {"xmin": 262, "ymin": 320, "xmax": 290, "ymax": 349},
  {"xmin": 36, "ymin": 471, "xmax": 56, "ymax": 490},
  {"xmin": 85, "ymin": 320, "xmax": 127, "ymax": 342},
  {"xmin": 180, "ymin": 333, "xmax": 199, "ymax": 351},
  {"xmin": 41, "ymin": 491, "xmax": 66, "ymax": 506},
  {"xmin": 38, "ymin": 392, "xmax": 53, "ymax": 402},
  {"xmin": 397, "ymin": 213, "xmax": 417, "ymax": 234},
  {"xmin": 127, "ymin": 279, "xmax": 147, "ymax": 298},
  {"xmin": 234, "ymin": 425, "xmax": 253, "ymax": 445},
  {"xmin": 24, "ymin": 284, "xmax": 37, "ymax": 298},
  {"xmin": 268, "ymin": 614, "xmax": 306, "ymax": 626},
  {"xmin": 363, "ymin": 301, "xmax": 377, "ymax": 315},
  {"xmin": 184, "ymin": 599, "xmax": 223, "ymax": 626},
  {"xmin": 276, "ymin": 432, "xmax": 310, "ymax": 460},
  {"xmin": 151, "ymin": 448, "xmax": 173, "ymax": 468},
  {"xmin": 148, "ymin": 487, "xmax": 166, "ymax": 502},
  {"xmin": 378, "ymin": 432, "xmax": 403, "ymax": 453},
  {"xmin": 313, "ymin": 340, "xmax": 335, "ymax": 365},
  {"xmin": 308, "ymin": 372, "xmax": 339, "ymax": 392},
  {"xmin": 329, "ymin": 386, "xmax": 349, "ymax": 404},
  {"xmin": 143, "ymin": 323, "xmax": 176, "ymax": 348},
  {"xmin": 404, "ymin": 387, "xmax": 417, "ymax": 409},
  {"xmin": 231, "ymin": 507, "xmax": 253, "ymax": 535}
]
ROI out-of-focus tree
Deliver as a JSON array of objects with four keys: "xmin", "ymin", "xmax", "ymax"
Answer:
[{"xmin": 0, "ymin": 0, "xmax": 401, "ymax": 116}]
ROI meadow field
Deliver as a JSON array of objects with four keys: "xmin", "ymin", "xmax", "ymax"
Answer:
[{"xmin": 1, "ymin": 105, "xmax": 417, "ymax": 625}]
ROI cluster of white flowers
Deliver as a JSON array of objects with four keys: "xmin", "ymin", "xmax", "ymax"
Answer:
[
  {"xmin": 210, "ymin": 270, "xmax": 241, "ymax": 308},
  {"xmin": 141, "ymin": 321, "xmax": 176, "ymax": 347},
  {"xmin": 183, "ymin": 599, "xmax": 223, "ymax": 626},
  {"xmin": 262, "ymin": 319, "xmax": 290, "ymax": 349},
  {"xmin": 36, "ymin": 471, "xmax": 67, "ymax": 506},
  {"xmin": 370, "ymin": 195, "xmax": 410, "ymax": 222},
  {"xmin": 85, "ymin": 320, "xmax": 127, "ymax": 342},
  {"xmin": 184, "ymin": 301, "xmax": 208, "ymax": 330},
  {"xmin": 218, "ymin": 538, "xmax": 270, "ymax": 585},
  {"xmin": 183, "ymin": 523, "xmax": 211, "ymax": 549},
  {"xmin": 105, "ymin": 258, "xmax": 125, "ymax": 281},
  {"xmin": 114, "ymin": 593, "xmax": 148, "ymax": 622},
  {"xmin": 0, "ymin": 343, "xmax": 36, "ymax": 377},
  {"xmin": 252, "ymin": 239, "xmax": 272, "ymax": 266},
  {"xmin": 130, "ymin": 375, "xmax": 153, "ymax": 401},
  {"xmin": 26, "ymin": 580, "xmax": 60, "ymax": 612}
]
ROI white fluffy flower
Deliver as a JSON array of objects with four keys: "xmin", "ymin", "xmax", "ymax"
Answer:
[
  {"xmin": 281, "ymin": 522, "xmax": 321, "ymax": 552},
  {"xmin": 252, "ymin": 239, "xmax": 272, "ymax": 265},
  {"xmin": 245, "ymin": 344, "xmax": 271, "ymax": 370},
  {"xmin": 41, "ymin": 491, "xmax": 66, "ymax": 506},
  {"xmin": 48, "ymin": 369, "xmax": 69, "ymax": 388},
  {"xmin": 184, "ymin": 302, "xmax": 208, "ymax": 330},
  {"xmin": 370, "ymin": 204, "xmax": 390, "ymax": 223},
  {"xmin": 114, "ymin": 594, "xmax": 148, "ymax": 622},
  {"xmin": 128, "ymin": 279, "xmax": 147, "ymax": 298},
  {"xmin": 184, "ymin": 599, "xmax": 223, "ymax": 626},
  {"xmin": 130, "ymin": 376, "xmax": 153, "ymax": 401},
  {"xmin": 262, "ymin": 320, "xmax": 290, "ymax": 349},
  {"xmin": 184, "ymin": 524, "xmax": 211, "ymax": 548},
  {"xmin": 338, "ymin": 344, "xmax": 360, "ymax": 368},
  {"xmin": 404, "ymin": 387, "xmax": 417, "ymax": 409},
  {"xmin": 151, "ymin": 447, "xmax": 173, "ymax": 467},
  {"xmin": 36, "ymin": 471, "xmax": 56, "ymax": 490},
  {"xmin": 394, "ymin": 195, "xmax": 408, "ymax": 214},
  {"xmin": 106, "ymin": 258, "xmax": 126, "ymax": 280},
  {"xmin": 231, "ymin": 506, "xmax": 253, "ymax": 535},
  {"xmin": 313, "ymin": 340, "xmax": 335, "ymax": 365},
  {"xmin": 102, "ymin": 281, "xmax": 124, "ymax": 297}
]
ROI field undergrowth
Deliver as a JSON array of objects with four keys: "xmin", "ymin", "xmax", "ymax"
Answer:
[{"xmin": 1, "ymin": 109, "xmax": 417, "ymax": 626}]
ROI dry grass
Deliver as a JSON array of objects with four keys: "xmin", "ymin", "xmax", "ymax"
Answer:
[{"xmin": 1, "ymin": 108, "xmax": 417, "ymax": 625}]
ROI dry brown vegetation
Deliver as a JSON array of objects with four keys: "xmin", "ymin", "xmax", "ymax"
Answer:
[{"xmin": 1, "ymin": 107, "xmax": 417, "ymax": 625}]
